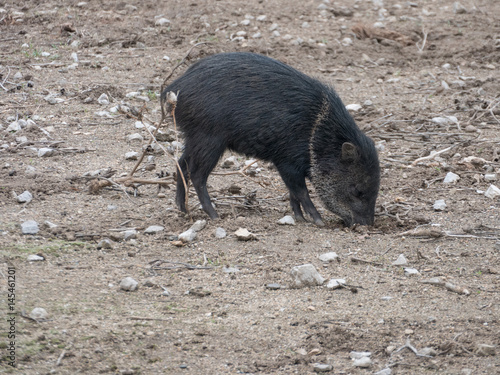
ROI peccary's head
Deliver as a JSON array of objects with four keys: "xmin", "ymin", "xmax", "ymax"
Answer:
[{"xmin": 312, "ymin": 138, "xmax": 380, "ymax": 227}]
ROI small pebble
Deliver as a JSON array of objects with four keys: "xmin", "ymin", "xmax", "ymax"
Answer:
[
  {"xmin": 120, "ymin": 277, "xmax": 138, "ymax": 291},
  {"xmin": 97, "ymin": 238, "xmax": 113, "ymax": 249},
  {"xmin": 121, "ymin": 230, "xmax": 137, "ymax": 241},
  {"xmin": 215, "ymin": 227, "xmax": 227, "ymax": 239},
  {"xmin": 179, "ymin": 228, "xmax": 197, "ymax": 243},
  {"xmin": 433, "ymin": 199, "xmax": 446, "ymax": 211},
  {"xmin": 222, "ymin": 266, "xmax": 240, "ymax": 274},
  {"xmin": 21, "ymin": 220, "xmax": 39, "ymax": 235},
  {"xmin": 374, "ymin": 369, "xmax": 392, "ymax": 375},
  {"xmin": 155, "ymin": 18, "xmax": 170, "ymax": 26},
  {"xmin": 16, "ymin": 191, "xmax": 33, "ymax": 203},
  {"xmin": 38, "ymin": 148, "xmax": 55, "ymax": 157},
  {"xmin": 392, "ymin": 254, "xmax": 408, "ymax": 266},
  {"xmin": 125, "ymin": 151, "xmax": 139, "ymax": 160},
  {"xmin": 443, "ymin": 172, "xmax": 460, "ymax": 184},
  {"xmin": 353, "ymin": 357, "xmax": 372, "ymax": 368},
  {"xmin": 235, "ymin": 228, "xmax": 256, "ymax": 241},
  {"xmin": 144, "ymin": 225, "xmax": 164, "ymax": 234},
  {"xmin": 326, "ymin": 279, "xmax": 346, "ymax": 289},
  {"xmin": 291, "ymin": 264, "xmax": 325, "ymax": 288},
  {"xmin": 30, "ymin": 307, "xmax": 48, "ymax": 320},
  {"xmin": 278, "ymin": 215, "xmax": 295, "ymax": 225},
  {"xmin": 484, "ymin": 184, "xmax": 500, "ymax": 199},
  {"xmin": 475, "ymin": 344, "xmax": 496, "ymax": 356},
  {"xmin": 319, "ymin": 252, "xmax": 339, "ymax": 262},
  {"xmin": 404, "ymin": 268, "xmax": 420, "ymax": 276},
  {"xmin": 27, "ymin": 254, "xmax": 45, "ymax": 261},
  {"xmin": 97, "ymin": 93, "xmax": 109, "ymax": 105},
  {"xmin": 312, "ymin": 363, "xmax": 333, "ymax": 372},
  {"xmin": 419, "ymin": 347, "xmax": 437, "ymax": 356},
  {"xmin": 190, "ymin": 220, "xmax": 206, "ymax": 232},
  {"xmin": 346, "ymin": 103, "xmax": 362, "ymax": 111},
  {"xmin": 266, "ymin": 283, "xmax": 281, "ymax": 290}
]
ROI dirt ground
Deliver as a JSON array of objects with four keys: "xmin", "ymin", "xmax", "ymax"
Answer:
[{"xmin": 1, "ymin": 0, "xmax": 499, "ymax": 374}]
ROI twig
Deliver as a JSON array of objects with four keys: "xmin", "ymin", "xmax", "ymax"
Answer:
[
  {"xmin": 416, "ymin": 27, "xmax": 428, "ymax": 53},
  {"xmin": 56, "ymin": 350, "xmax": 66, "ymax": 366},
  {"xmin": 409, "ymin": 145, "xmax": 454, "ymax": 167},
  {"xmin": 393, "ymin": 339, "xmax": 434, "ymax": 358},
  {"xmin": 349, "ymin": 257, "xmax": 385, "ymax": 267}
]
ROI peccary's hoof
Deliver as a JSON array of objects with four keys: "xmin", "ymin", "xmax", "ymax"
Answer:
[{"xmin": 314, "ymin": 219, "xmax": 325, "ymax": 227}]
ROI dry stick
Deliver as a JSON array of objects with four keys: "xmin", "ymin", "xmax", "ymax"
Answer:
[
  {"xmin": 416, "ymin": 27, "xmax": 428, "ymax": 53},
  {"xmin": 409, "ymin": 145, "xmax": 454, "ymax": 167}
]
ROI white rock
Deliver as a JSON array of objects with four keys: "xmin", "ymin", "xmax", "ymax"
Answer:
[
  {"xmin": 16, "ymin": 191, "xmax": 33, "ymax": 203},
  {"xmin": 127, "ymin": 133, "xmax": 143, "ymax": 142},
  {"xmin": 373, "ymin": 22, "xmax": 385, "ymax": 28},
  {"xmin": 38, "ymin": 148, "xmax": 56, "ymax": 157},
  {"xmin": 312, "ymin": 363, "xmax": 333, "ymax": 372},
  {"xmin": 433, "ymin": 199, "xmax": 446, "ymax": 211},
  {"xmin": 125, "ymin": 151, "xmax": 139, "ymax": 160},
  {"xmin": 419, "ymin": 347, "xmax": 437, "ymax": 356},
  {"xmin": 392, "ymin": 254, "xmax": 408, "ymax": 266},
  {"xmin": 431, "ymin": 116, "xmax": 458, "ymax": 125},
  {"xmin": 215, "ymin": 227, "xmax": 226, "ymax": 239},
  {"xmin": 179, "ymin": 228, "xmax": 197, "ymax": 243},
  {"xmin": 155, "ymin": 18, "xmax": 171, "ymax": 26},
  {"xmin": 269, "ymin": 23, "xmax": 278, "ymax": 31},
  {"xmin": 349, "ymin": 351, "xmax": 372, "ymax": 359},
  {"xmin": 30, "ymin": 307, "xmax": 48, "ymax": 320},
  {"xmin": 256, "ymin": 15, "xmax": 267, "ymax": 21},
  {"xmin": 96, "ymin": 238, "xmax": 113, "ymax": 249},
  {"xmin": 326, "ymin": 279, "xmax": 346, "ymax": 289},
  {"xmin": 71, "ymin": 52, "xmax": 78, "ymax": 62},
  {"xmin": 278, "ymin": 215, "xmax": 295, "ymax": 225},
  {"xmin": 97, "ymin": 93, "xmax": 109, "ymax": 105},
  {"xmin": 190, "ymin": 220, "xmax": 207, "ymax": 232},
  {"xmin": 222, "ymin": 155, "xmax": 239, "ymax": 168},
  {"xmin": 453, "ymin": 2, "xmax": 467, "ymax": 14},
  {"xmin": 353, "ymin": 356, "xmax": 372, "ymax": 367},
  {"xmin": 302, "ymin": 22, "xmax": 310, "ymax": 28},
  {"xmin": 374, "ymin": 369, "xmax": 392, "ymax": 375},
  {"xmin": 319, "ymin": 252, "xmax": 339, "ymax": 262},
  {"xmin": 27, "ymin": 254, "xmax": 44, "ymax": 261},
  {"xmin": 13, "ymin": 72, "xmax": 23, "ymax": 80},
  {"xmin": 346, "ymin": 103, "xmax": 362, "ymax": 112},
  {"xmin": 290, "ymin": 264, "xmax": 325, "ymax": 288},
  {"xmin": 41, "ymin": 52, "xmax": 50, "ymax": 57},
  {"xmin": 44, "ymin": 95, "xmax": 65, "ymax": 104},
  {"xmin": 484, "ymin": 184, "xmax": 500, "ymax": 199},
  {"xmin": 341, "ymin": 37, "xmax": 353, "ymax": 46},
  {"xmin": 121, "ymin": 230, "xmax": 137, "ymax": 240},
  {"xmin": 404, "ymin": 267, "xmax": 420, "ymax": 276},
  {"xmin": 144, "ymin": 225, "xmax": 164, "ymax": 234},
  {"xmin": 44, "ymin": 221, "xmax": 58, "ymax": 229},
  {"xmin": 475, "ymin": 344, "xmax": 496, "ymax": 356},
  {"xmin": 234, "ymin": 227, "xmax": 256, "ymax": 241},
  {"xmin": 484, "ymin": 173, "xmax": 497, "ymax": 181},
  {"xmin": 120, "ymin": 277, "xmax": 138, "ymax": 291},
  {"xmin": 443, "ymin": 172, "xmax": 460, "ymax": 184},
  {"xmin": 252, "ymin": 32, "xmax": 262, "ymax": 39},
  {"xmin": 240, "ymin": 19, "xmax": 251, "ymax": 26},
  {"xmin": 6, "ymin": 121, "xmax": 22, "ymax": 132}
]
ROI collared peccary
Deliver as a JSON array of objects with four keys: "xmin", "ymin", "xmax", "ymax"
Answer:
[{"xmin": 161, "ymin": 52, "xmax": 380, "ymax": 226}]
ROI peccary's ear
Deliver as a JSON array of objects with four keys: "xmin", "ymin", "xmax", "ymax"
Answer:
[{"xmin": 341, "ymin": 142, "xmax": 359, "ymax": 162}]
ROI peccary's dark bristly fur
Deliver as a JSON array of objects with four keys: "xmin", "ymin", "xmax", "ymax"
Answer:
[{"xmin": 161, "ymin": 52, "xmax": 380, "ymax": 226}]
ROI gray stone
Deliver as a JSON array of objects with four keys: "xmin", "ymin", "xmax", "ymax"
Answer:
[
  {"xmin": 29, "ymin": 307, "xmax": 48, "ymax": 320},
  {"xmin": 6, "ymin": 121, "xmax": 22, "ymax": 132},
  {"xmin": 419, "ymin": 347, "xmax": 437, "ymax": 356},
  {"xmin": 484, "ymin": 173, "xmax": 497, "ymax": 181},
  {"xmin": 266, "ymin": 283, "xmax": 281, "ymax": 290},
  {"xmin": 97, "ymin": 238, "xmax": 113, "ymax": 249},
  {"xmin": 144, "ymin": 225, "xmax": 165, "ymax": 234},
  {"xmin": 484, "ymin": 184, "xmax": 500, "ymax": 199},
  {"xmin": 97, "ymin": 93, "xmax": 109, "ymax": 105},
  {"xmin": 404, "ymin": 267, "xmax": 420, "ymax": 276},
  {"xmin": 44, "ymin": 221, "xmax": 58, "ymax": 229},
  {"xmin": 346, "ymin": 103, "xmax": 362, "ymax": 111},
  {"xmin": 443, "ymin": 172, "xmax": 460, "ymax": 184},
  {"xmin": 38, "ymin": 148, "xmax": 55, "ymax": 157},
  {"xmin": 312, "ymin": 363, "xmax": 333, "ymax": 372},
  {"xmin": 374, "ymin": 369, "xmax": 392, "ymax": 375},
  {"xmin": 475, "ymin": 344, "xmax": 496, "ymax": 356},
  {"xmin": 278, "ymin": 215, "xmax": 295, "ymax": 225},
  {"xmin": 125, "ymin": 151, "xmax": 139, "ymax": 160},
  {"xmin": 21, "ymin": 220, "xmax": 39, "ymax": 235},
  {"xmin": 155, "ymin": 17, "xmax": 171, "ymax": 26},
  {"xmin": 190, "ymin": 220, "xmax": 207, "ymax": 232},
  {"xmin": 453, "ymin": 2, "xmax": 467, "ymax": 14},
  {"xmin": 120, "ymin": 277, "xmax": 138, "ymax": 291},
  {"xmin": 353, "ymin": 356, "xmax": 372, "ymax": 367},
  {"xmin": 326, "ymin": 279, "xmax": 346, "ymax": 289},
  {"xmin": 222, "ymin": 266, "xmax": 240, "ymax": 274},
  {"xmin": 215, "ymin": 227, "xmax": 227, "ymax": 239},
  {"xmin": 16, "ymin": 191, "xmax": 33, "ymax": 203},
  {"xmin": 433, "ymin": 199, "xmax": 446, "ymax": 211},
  {"xmin": 392, "ymin": 254, "xmax": 408, "ymax": 266},
  {"xmin": 319, "ymin": 252, "xmax": 339, "ymax": 262},
  {"xmin": 121, "ymin": 230, "xmax": 137, "ymax": 241},
  {"xmin": 291, "ymin": 264, "xmax": 325, "ymax": 288},
  {"xmin": 27, "ymin": 254, "xmax": 44, "ymax": 261},
  {"xmin": 179, "ymin": 228, "xmax": 197, "ymax": 243},
  {"xmin": 235, "ymin": 228, "xmax": 256, "ymax": 241},
  {"xmin": 349, "ymin": 351, "xmax": 372, "ymax": 359}
]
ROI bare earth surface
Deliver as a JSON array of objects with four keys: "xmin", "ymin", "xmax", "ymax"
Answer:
[{"xmin": 1, "ymin": 0, "xmax": 499, "ymax": 374}]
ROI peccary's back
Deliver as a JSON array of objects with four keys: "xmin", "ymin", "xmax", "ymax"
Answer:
[{"xmin": 164, "ymin": 52, "xmax": 327, "ymax": 163}]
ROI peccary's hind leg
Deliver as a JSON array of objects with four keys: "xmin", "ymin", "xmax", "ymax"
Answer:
[
  {"xmin": 185, "ymin": 140, "xmax": 226, "ymax": 220},
  {"xmin": 176, "ymin": 152, "xmax": 191, "ymax": 213},
  {"xmin": 276, "ymin": 165, "xmax": 324, "ymax": 226}
]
